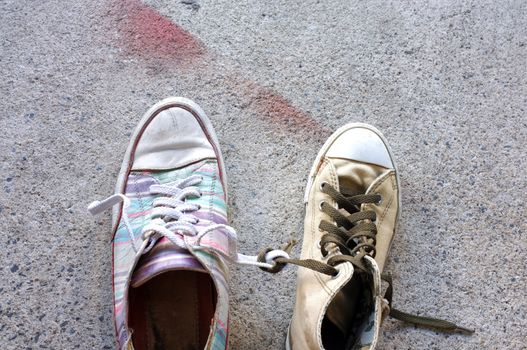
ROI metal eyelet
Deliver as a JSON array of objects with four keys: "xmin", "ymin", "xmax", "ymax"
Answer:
[
  {"xmin": 376, "ymin": 193, "xmax": 383, "ymax": 205},
  {"xmin": 316, "ymin": 239, "xmax": 322, "ymax": 249},
  {"xmin": 319, "ymin": 181, "xmax": 328, "ymax": 190},
  {"xmin": 318, "ymin": 200, "xmax": 326, "ymax": 211}
]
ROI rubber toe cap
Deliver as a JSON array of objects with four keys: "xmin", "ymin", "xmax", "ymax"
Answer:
[
  {"xmin": 325, "ymin": 126, "xmax": 394, "ymax": 169},
  {"xmin": 132, "ymin": 106, "xmax": 216, "ymax": 170}
]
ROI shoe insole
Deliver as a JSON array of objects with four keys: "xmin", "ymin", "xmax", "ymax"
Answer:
[{"xmin": 129, "ymin": 271, "xmax": 216, "ymax": 350}]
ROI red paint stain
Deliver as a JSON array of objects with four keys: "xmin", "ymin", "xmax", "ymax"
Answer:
[
  {"xmin": 238, "ymin": 78, "xmax": 331, "ymax": 138},
  {"xmin": 114, "ymin": 1, "xmax": 329, "ymax": 138},
  {"xmin": 117, "ymin": 0, "xmax": 205, "ymax": 62},
  {"xmin": 254, "ymin": 89, "xmax": 331, "ymax": 136}
]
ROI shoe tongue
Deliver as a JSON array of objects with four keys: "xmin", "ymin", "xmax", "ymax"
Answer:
[
  {"xmin": 325, "ymin": 160, "xmax": 384, "ymax": 336},
  {"xmin": 331, "ymin": 158, "xmax": 388, "ymax": 194},
  {"xmin": 131, "ymin": 237, "xmax": 207, "ymax": 288}
]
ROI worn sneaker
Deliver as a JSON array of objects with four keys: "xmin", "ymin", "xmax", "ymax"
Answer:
[
  {"xmin": 88, "ymin": 97, "xmax": 287, "ymax": 350},
  {"xmin": 278, "ymin": 123, "xmax": 473, "ymax": 350}
]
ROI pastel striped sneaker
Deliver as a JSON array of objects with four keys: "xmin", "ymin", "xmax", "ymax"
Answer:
[{"xmin": 89, "ymin": 98, "xmax": 287, "ymax": 350}]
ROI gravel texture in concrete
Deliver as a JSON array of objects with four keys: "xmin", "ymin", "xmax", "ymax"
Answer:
[{"xmin": 1, "ymin": 0, "xmax": 526, "ymax": 349}]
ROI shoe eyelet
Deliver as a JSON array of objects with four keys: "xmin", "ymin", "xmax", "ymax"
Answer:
[
  {"xmin": 376, "ymin": 194, "xmax": 383, "ymax": 205},
  {"xmin": 331, "ymin": 270, "xmax": 340, "ymax": 279},
  {"xmin": 318, "ymin": 200, "xmax": 326, "ymax": 211},
  {"xmin": 319, "ymin": 181, "xmax": 328, "ymax": 190},
  {"xmin": 316, "ymin": 239, "xmax": 321, "ymax": 249}
]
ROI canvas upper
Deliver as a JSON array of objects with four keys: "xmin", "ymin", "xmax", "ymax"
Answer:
[{"xmin": 288, "ymin": 124, "xmax": 399, "ymax": 350}]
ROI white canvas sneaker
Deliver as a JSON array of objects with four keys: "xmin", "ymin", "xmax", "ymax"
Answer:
[{"xmin": 276, "ymin": 123, "xmax": 474, "ymax": 350}]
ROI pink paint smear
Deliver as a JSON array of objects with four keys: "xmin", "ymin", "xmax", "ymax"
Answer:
[
  {"xmin": 118, "ymin": 0, "xmax": 205, "ymax": 61},
  {"xmin": 115, "ymin": 0, "xmax": 329, "ymax": 136}
]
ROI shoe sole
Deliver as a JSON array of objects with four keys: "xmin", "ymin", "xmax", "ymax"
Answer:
[
  {"xmin": 285, "ymin": 324, "xmax": 292, "ymax": 350},
  {"xmin": 111, "ymin": 97, "xmax": 227, "ymax": 231},
  {"xmin": 288, "ymin": 122, "xmax": 401, "ymax": 350}
]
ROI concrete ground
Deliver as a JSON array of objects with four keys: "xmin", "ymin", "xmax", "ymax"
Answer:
[{"xmin": 1, "ymin": 0, "xmax": 526, "ymax": 349}]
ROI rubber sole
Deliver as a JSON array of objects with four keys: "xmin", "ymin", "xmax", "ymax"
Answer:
[{"xmin": 285, "ymin": 325, "xmax": 292, "ymax": 350}]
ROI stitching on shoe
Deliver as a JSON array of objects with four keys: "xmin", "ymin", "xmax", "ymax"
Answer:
[
  {"xmin": 209, "ymin": 160, "xmax": 216, "ymax": 223},
  {"xmin": 367, "ymin": 171, "xmax": 396, "ymax": 227},
  {"xmin": 379, "ymin": 173, "xmax": 396, "ymax": 225},
  {"xmin": 378, "ymin": 191, "xmax": 394, "ymax": 228},
  {"xmin": 136, "ymin": 176, "xmax": 146, "ymax": 231}
]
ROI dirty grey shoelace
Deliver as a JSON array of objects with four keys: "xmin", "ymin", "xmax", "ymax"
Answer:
[{"xmin": 258, "ymin": 183, "xmax": 474, "ymax": 334}]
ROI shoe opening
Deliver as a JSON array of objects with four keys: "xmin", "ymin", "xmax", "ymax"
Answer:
[
  {"xmin": 322, "ymin": 272, "xmax": 376, "ymax": 350},
  {"xmin": 128, "ymin": 270, "xmax": 217, "ymax": 350}
]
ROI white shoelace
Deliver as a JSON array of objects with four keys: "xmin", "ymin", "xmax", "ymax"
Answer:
[{"xmin": 88, "ymin": 175, "xmax": 289, "ymax": 270}]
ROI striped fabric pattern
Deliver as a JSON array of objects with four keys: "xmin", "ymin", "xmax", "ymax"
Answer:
[{"xmin": 112, "ymin": 159, "xmax": 230, "ymax": 350}]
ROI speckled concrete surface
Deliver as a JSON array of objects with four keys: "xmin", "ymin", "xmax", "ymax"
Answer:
[{"xmin": 1, "ymin": 0, "xmax": 526, "ymax": 349}]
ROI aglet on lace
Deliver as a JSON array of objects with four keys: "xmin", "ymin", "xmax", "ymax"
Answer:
[{"xmin": 381, "ymin": 273, "xmax": 474, "ymax": 334}]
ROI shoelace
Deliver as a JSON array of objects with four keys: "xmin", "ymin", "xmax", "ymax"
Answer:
[
  {"xmin": 258, "ymin": 182, "xmax": 474, "ymax": 334},
  {"xmin": 88, "ymin": 175, "xmax": 290, "ymax": 270}
]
